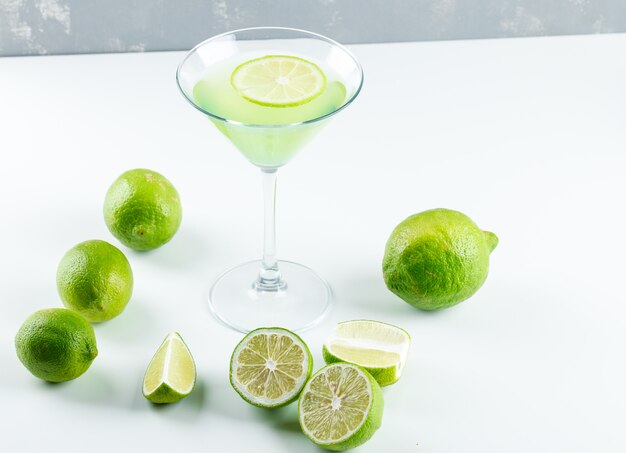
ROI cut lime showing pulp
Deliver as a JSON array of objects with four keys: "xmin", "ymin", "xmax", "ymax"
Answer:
[
  {"xmin": 323, "ymin": 320, "xmax": 410, "ymax": 387},
  {"xmin": 299, "ymin": 363, "xmax": 384, "ymax": 451},
  {"xmin": 230, "ymin": 327, "xmax": 312, "ymax": 408},
  {"xmin": 231, "ymin": 55, "xmax": 326, "ymax": 107},
  {"xmin": 143, "ymin": 332, "xmax": 196, "ymax": 404}
]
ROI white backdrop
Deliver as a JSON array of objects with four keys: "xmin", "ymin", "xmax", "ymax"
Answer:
[{"xmin": 1, "ymin": 33, "xmax": 625, "ymax": 452}]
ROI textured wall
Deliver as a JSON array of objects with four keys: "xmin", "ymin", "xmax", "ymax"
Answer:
[{"xmin": 1, "ymin": 0, "xmax": 624, "ymax": 56}]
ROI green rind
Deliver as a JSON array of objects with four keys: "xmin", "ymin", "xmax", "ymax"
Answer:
[
  {"xmin": 323, "ymin": 319, "xmax": 410, "ymax": 387},
  {"xmin": 15, "ymin": 308, "xmax": 98, "ymax": 382},
  {"xmin": 229, "ymin": 327, "xmax": 313, "ymax": 409},
  {"xmin": 382, "ymin": 208, "xmax": 498, "ymax": 311},
  {"xmin": 322, "ymin": 344, "xmax": 398, "ymax": 387},
  {"xmin": 143, "ymin": 382, "xmax": 191, "ymax": 404},
  {"xmin": 298, "ymin": 363, "xmax": 384, "ymax": 451},
  {"xmin": 56, "ymin": 240, "xmax": 133, "ymax": 322},
  {"xmin": 142, "ymin": 332, "xmax": 196, "ymax": 404},
  {"xmin": 484, "ymin": 230, "xmax": 499, "ymax": 252},
  {"xmin": 230, "ymin": 55, "xmax": 327, "ymax": 108},
  {"xmin": 103, "ymin": 168, "xmax": 182, "ymax": 251}
]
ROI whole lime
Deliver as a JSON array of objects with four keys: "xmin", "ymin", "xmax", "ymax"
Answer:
[
  {"xmin": 103, "ymin": 169, "xmax": 182, "ymax": 251},
  {"xmin": 15, "ymin": 308, "xmax": 98, "ymax": 382},
  {"xmin": 57, "ymin": 239, "xmax": 133, "ymax": 322},
  {"xmin": 383, "ymin": 208, "xmax": 498, "ymax": 310}
]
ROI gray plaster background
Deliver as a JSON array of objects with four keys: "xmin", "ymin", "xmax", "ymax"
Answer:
[{"xmin": 1, "ymin": 0, "xmax": 625, "ymax": 56}]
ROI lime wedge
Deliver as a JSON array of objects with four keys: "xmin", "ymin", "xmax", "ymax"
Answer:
[
  {"xmin": 143, "ymin": 332, "xmax": 196, "ymax": 404},
  {"xmin": 231, "ymin": 55, "xmax": 326, "ymax": 107},
  {"xmin": 299, "ymin": 363, "xmax": 384, "ymax": 451},
  {"xmin": 322, "ymin": 320, "xmax": 410, "ymax": 387},
  {"xmin": 230, "ymin": 327, "xmax": 312, "ymax": 408}
]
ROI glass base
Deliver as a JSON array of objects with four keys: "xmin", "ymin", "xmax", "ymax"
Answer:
[{"xmin": 208, "ymin": 260, "xmax": 332, "ymax": 333}]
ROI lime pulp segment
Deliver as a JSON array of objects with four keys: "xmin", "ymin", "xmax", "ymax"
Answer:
[{"xmin": 230, "ymin": 327, "xmax": 312, "ymax": 408}]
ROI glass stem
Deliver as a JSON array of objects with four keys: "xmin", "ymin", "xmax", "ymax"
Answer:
[{"xmin": 254, "ymin": 168, "xmax": 286, "ymax": 291}]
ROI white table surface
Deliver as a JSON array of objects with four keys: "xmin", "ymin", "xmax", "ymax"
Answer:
[{"xmin": 1, "ymin": 33, "xmax": 625, "ymax": 453}]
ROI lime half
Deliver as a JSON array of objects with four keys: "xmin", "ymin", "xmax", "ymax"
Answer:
[
  {"xmin": 299, "ymin": 363, "xmax": 384, "ymax": 451},
  {"xmin": 231, "ymin": 55, "xmax": 326, "ymax": 107},
  {"xmin": 323, "ymin": 320, "xmax": 410, "ymax": 387},
  {"xmin": 230, "ymin": 327, "xmax": 312, "ymax": 408},
  {"xmin": 143, "ymin": 332, "xmax": 196, "ymax": 404}
]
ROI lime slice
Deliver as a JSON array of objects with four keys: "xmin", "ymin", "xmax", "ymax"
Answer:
[
  {"xmin": 143, "ymin": 332, "xmax": 196, "ymax": 404},
  {"xmin": 322, "ymin": 320, "xmax": 410, "ymax": 387},
  {"xmin": 230, "ymin": 327, "xmax": 312, "ymax": 408},
  {"xmin": 299, "ymin": 363, "xmax": 384, "ymax": 451},
  {"xmin": 231, "ymin": 55, "xmax": 326, "ymax": 107}
]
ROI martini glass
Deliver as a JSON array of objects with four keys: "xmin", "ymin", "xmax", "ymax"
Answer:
[{"xmin": 176, "ymin": 27, "xmax": 363, "ymax": 333}]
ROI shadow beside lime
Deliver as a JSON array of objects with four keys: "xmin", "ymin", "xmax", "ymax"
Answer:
[
  {"xmin": 256, "ymin": 403, "xmax": 302, "ymax": 433},
  {"xmin": 336, "ymin": 273, "xmax": 420, "ymax": 317},
  {"xmin": 146, "ymin": 378, "xmax": 206, "ymax": 422},
  {"xmin": 39, "ymin": 366, "xmax": 123, "ymax": 408},
  {"xmin": 92, "ymin": 298, "xmax": 156, "ymax": 344},
  {"xmin": 128, "ymin": 225, "xmax": 211, "ymax": 270}
]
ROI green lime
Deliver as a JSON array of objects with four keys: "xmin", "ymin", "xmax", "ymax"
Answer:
[
  {"xmin": 299, "ymin": 363, "xmax": 384, "ymax": 451},
  {"xmin": 322, "ymin": 320, "xmax": 410, "ymax": 387},
  {"xmin": 103, "ymin": 168, "xmax": 182, "ymax": 251},
  {"xmin": 231, "ymin": 55, "xmax": 327, "ymax": 107},
  {"xmin": 143, "ymin": 332, "xmax": 196, "ymax": 404},
  {"xmin": 230, "ymin": 327, "xmax": 313, "ymax": 408},
  {"xmin": 383, "ymin": 208, "xmax": 498, "ymax": 311},
  {"xmin": 57, "ymin": 239, "xmax": 133, "ymax": 322},
  {"xmin": 15, "ymin": 308, "xmax": 98, "ymax": 382}
]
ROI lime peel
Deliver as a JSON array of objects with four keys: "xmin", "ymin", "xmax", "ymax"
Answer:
[
  {"xmin": 104, "ymin": 168, "xmax": 182, "ymax": 251},
  {"xmin": 383, "ymin": 208, "xmax": 498, "ymax": 311},
  {"xmin": 15, "ymin": 308, "xmax": 98, "ymax": 383},
  {"xmin": 56, "ymin": 240, "xmax": 133, "ymax": 323}
]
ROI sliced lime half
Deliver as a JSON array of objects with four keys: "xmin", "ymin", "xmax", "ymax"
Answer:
[
  {"xmin": 143, "ymin": 332, "xmax": 196, "ymax": 404},
  {"xmin": 230, "ymin": 327, "xmax": 312, "ymax": 408},
  {"xmin": 299, "ymin": 363, "xmax": 384, "ymax": 451},
  {"xmin": 322, "ymin": 319, "xmax": 410, "ymax": 387},
  {"xmin": 231, "ymin": 55, "xmax": 326, "ymax": 107}
]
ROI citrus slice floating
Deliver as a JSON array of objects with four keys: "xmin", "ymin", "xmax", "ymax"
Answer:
[
  {"xmin": 299, "ymin": 363, "xmax": 384, "ymax": 451},
  {"xmin": 322, "ymin": 320, "xmax": 410, "ymax": 387},
  {"xmin": 231, "ymin": 55, "xmax": 326, "ymax": 107},
  {"xmin": 143, "ymin": 332, "xmax": 196, "ymax": 404},
  {"xmin": 230, "ymin": 327, "xmax": 312, "ymax": 408}
]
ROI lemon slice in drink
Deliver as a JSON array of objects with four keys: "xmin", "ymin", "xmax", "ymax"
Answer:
[
  {"xmin": 299, "ymin": 363, "xmax": 384, "ymax": 451},
  {"xmin": 230, "ymin": 327, "xmax": 313, "ymax": 408},
  {"xmin": 143, "ymin": 332, "xmax": 196, "ymax": 404},
  {"xmin": 322, "ymin": 320, "xmax": 410, "ymax": 387},
  {"xmin": 231, "ymin": 55, "xmax": 326, "ymax": 107}
]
